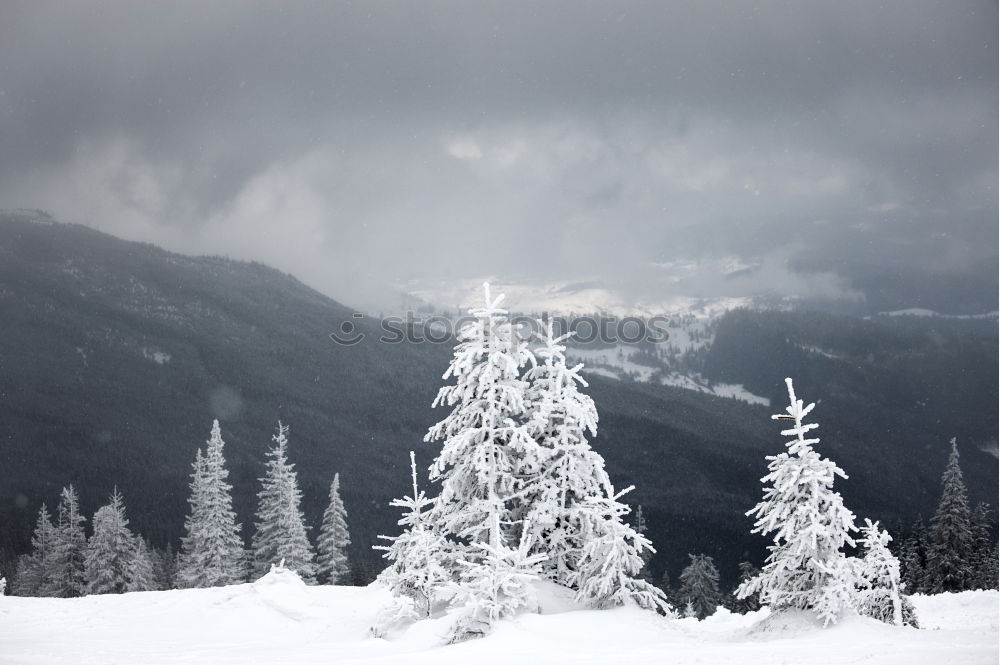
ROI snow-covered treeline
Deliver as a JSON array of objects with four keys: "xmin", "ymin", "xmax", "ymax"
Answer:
[{"xmin": 10, "ymin": 420, "xmax": 352, "ymax": 596}]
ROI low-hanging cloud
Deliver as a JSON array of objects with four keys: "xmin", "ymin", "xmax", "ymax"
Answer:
[{"xmin": 0, "ymin": 0, "xmax": 995, "ymax": 312}]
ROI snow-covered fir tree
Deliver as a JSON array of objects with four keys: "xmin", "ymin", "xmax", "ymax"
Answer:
[
  {"xmin": 521, "ymin": 319, "xmax": 667, "ymax": 611},
  {"xmin": 424, "ymin": 283, "xmax": 536, "ymax": 556},
  {"xmin": 736, "ymin": 378, "xmax": 858, "ymax": 626},
  {"xmin": 85, "ymin": 489, "xmax": 137, "ymax": 595},
  {"xmin": 127, "ymin": 537, "xmax": 159, "ymax": 592},
  {"xmin": 316, "ymin": 473, "xmax": 352, "ymax": 584},
  {"xmin": 678, "ymin": 554, "xmax": 722, "ymax": 620},
  {"xmin": 251, "ymin": 422, "xmax": 316, "ymax": 583},
  {"xmin": 926, "ymin": 439, "xmax": 974, "ymax": 593},
  {"xmin": 729, "ymin": 561, "xmax": 762, "ymax": 614},
  {"xmin": 177, "ymin": 420, "xmax": 246, "ymax": 588},
  {"xmin": 374, "ymin": 452, "xmax": 451, "ymax": 633},
  {"xmin": 856, "ymin": 519, "xmax": 918, "ymax": 627},
  {"xmin": 15, "ymin": 504, "xmax": 57, "ymax": 596},
  {"xmin": 569, "ymin": 488, "xmax": 671, "ymax": 612},
  {"xmin": 46, "ymin": 485, "xmax": 88, "ymax": 598}
]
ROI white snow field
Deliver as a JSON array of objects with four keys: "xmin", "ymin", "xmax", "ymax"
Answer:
[{"xmin": 1, "ymin": 568, "xmax": 996, "ymax": 665}]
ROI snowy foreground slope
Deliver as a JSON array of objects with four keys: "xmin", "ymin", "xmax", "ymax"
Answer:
[{"xmin": 2, "ymin": 569, "xmax": 997, "ymax": 665}]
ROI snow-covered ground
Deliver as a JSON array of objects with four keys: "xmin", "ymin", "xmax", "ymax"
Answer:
[{"xmin": 2, "ymin": 569, "xmax": 996, "ymax": 665}]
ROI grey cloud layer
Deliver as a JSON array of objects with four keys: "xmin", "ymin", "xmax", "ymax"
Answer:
[{"xmin": 1, "ymin": 0, "xmax": 995, "ymax": 310}]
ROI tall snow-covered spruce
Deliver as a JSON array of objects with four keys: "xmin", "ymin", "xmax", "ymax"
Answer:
[
  {"xmin": 736, "ymin": 378, "xmax": 858, "ymax": 626},
  {"xmin": 85, "ymin": 488, "xmax": 137, "ymax": 595},
  {"xmin": 316, "ymin": 472, "xmax": 352, "ymax": 584},
  {"xmin": 47, "ymin": 485, "xmax": 88, "ymax": 598},
  {"xmin": 251, "ymin": 422, "xmax": 317, "ymax": 583},
  {"xmin": 176, "ymin": 420, "xmax": 246, "ymax": 588},
  {"xmin": 926, "ymin": 438, "xmax": 974, "ymax": 593},
  {"xmin": 424, "ymin": 282, "xmax": 536, "ymax": 554}
]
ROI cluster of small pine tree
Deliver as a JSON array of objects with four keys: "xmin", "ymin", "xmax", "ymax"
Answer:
[
  {"xmin": 375, "ymin": 284, "xmax": 669, "ymax": 642},
  {"xmin": 9, "ymin": 419, "xmax": 353, "ymax": 596},
  {"xmin": 12, "ymin": 486, "xmax": 169, "ymax": 597}
]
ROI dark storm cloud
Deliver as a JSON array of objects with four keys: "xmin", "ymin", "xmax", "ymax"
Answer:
[{"xmin": 0, "ymin": 1, "xmax": 995, "ymax": 311}]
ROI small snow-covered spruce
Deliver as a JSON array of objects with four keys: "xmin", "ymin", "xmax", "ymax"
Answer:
[
  {"xmin": 856, "ymin": 519, "xmax": 918, "ymax": 627},
  {"xmin": 521, "ymin": 319, "xmax": 669, "ymax": 613},
  {"xmin": 127, "ymin": 537, "xmax": 159, "ymax": 592},
  {"xmin": 177, "ymin": 420, "xmax": 246, "ymax": 588},
  {"xmin": 729, "ymin": 561, "xmax": 762, "ymax": 614},
  {"xmin": 424, "ymin": 282, "xmax": 536, "ymax": 558},
  {"xmin": 85, "ymin": 488, "xmax": 137, "ymax": 595},
  {"xmin": 15, "ymin": 504, "xmax": 57, "ymax": 596},
  {"xmin": 375, "ymin": 452, "xmax": 451, "ymax": 622},
  {"xmin": 316, "ymin": 473, "xmax": 351, "ymax": 584},
  {"xmin": 736, "ymin": 378, "xmax": 858, "ymax": 626},
  {"xmin": 46, "ymin": 485, "xmax": 88, "ymax": 598},
  {"xmin": 570, "ymin": 487, "xmax": 672, "ymax": 613},
  {"xmin": 678, "ymin": 554, "xmax": 722, "ymax": 620},
  {"xmin": 251, "ymin": 422, "xmax": 317, "ymax": 583},
  {"xmin": 926, "ymin": 439, "xmax": 974, "ymax": 593},
  {"xmin": 447, "ymin": 515, "xmax": 547, "ymax": 644}
]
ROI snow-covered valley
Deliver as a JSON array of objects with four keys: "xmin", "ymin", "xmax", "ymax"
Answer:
[{"xmin": 2, "ymin": 569, "xmax": 996, "ymax": 665}]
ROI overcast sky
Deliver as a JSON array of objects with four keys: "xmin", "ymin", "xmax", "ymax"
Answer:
[{"xmin": 1, "ymin": 1, "xmax": 996, "ymax": 312}]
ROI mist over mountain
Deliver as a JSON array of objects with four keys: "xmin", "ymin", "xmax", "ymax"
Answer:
[{"xmin": 1, "ymin": 211, "xmax": 995, "ymax": 586}]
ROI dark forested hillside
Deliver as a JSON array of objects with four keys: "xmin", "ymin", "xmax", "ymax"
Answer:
[{"xmin": 1, "ymin": 211, "xmax": 995, "ymax": 588}]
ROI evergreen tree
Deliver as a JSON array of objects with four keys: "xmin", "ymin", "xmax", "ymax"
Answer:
[
  {"xmin": 251, "ymin": 422, "xmax": 316, "ymax": 583},
  {"xmin": 374, "ymin": 452, "xmax": 451, "ymax": 634},
  {"xmin": 736, "ymin": 378, "xmax": 858, "ymax": 626},
  {"xmin": 926, "ymin": 439, "xmax": 974, "ymax": 593},
  {"xmin": 155, "ymin": 543, "xmax": 178, "ymax": 590},
  {"xmin": 316, "ymin": 473, "xmax": 352, "ymax": 584},
  {"xmin": 85, "ymin": 489, "xmax": 137, "ymax": 595},
  {"xmin": 15, "ymin": 505, "xmax": 57, "ymax": 596},
  {"xmin": 46, "ymin": 485, "xmax": 88, "ymax": 598},
  {"xmin": 900, "ymin": 516, "xmax": 929, "ymax": 594},
  {"xmin": 678, "ymin": 554, "xmax": 722, "ymax": 620},
  {"xmin": 424, "ymin": 283, "xmax": 536, "ymax": 557},
  {"xmin": 127, "ymin": 537, "xmax": 159, "ymax": 592},
  {"xmin": 969, "ymin": 503, "xmax": 997, "ymax": 590},
  {"xmin": 177, "ymin": 420, "xmax": 246, "ymax": 588},
  {"xmin": 730, "ymin": 562, "xmax": 762, "ymax": 614},
  {"xmin": 856, "ymin": 519, "xmax": 918, "ymax": 627}
]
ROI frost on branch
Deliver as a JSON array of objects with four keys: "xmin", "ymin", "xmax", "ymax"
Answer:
[{"xmin": 736, "ymin": 378, "xmax": 858, "ymax": 626}]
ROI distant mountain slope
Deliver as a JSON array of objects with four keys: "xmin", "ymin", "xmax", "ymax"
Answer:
[{"xmin": 0, "ymin": 211, "xmax": 995, "ymax": 587}]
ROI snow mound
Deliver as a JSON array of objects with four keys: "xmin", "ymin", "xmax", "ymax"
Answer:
[{"xmin": 743, "ymin": 608, "xmax": 831, "ymax": 638}]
